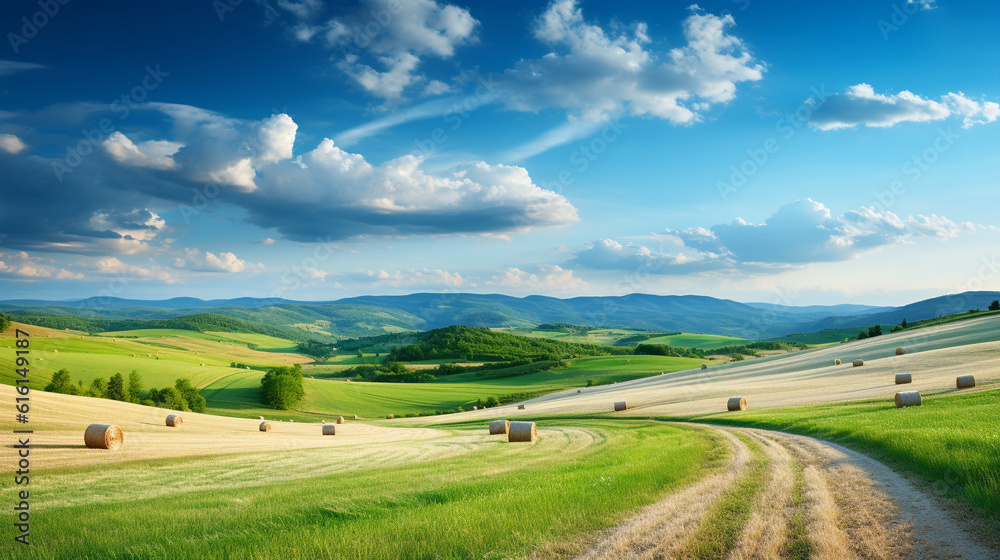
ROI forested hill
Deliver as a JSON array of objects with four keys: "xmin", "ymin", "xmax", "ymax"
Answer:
[{"xmin": 387, "ymin": 326, "xmax": 632, "ymax": 362}]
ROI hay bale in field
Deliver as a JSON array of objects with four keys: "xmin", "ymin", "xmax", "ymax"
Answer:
[
  {"xmin": 387, "ymin": 414, "xmax": 395, "ymax": 419},
  {"xmin": 834, "ymin": 359, "xmax": 842, "ymax": 365},
  {"xmin": 336, "ymin": 416, "xmax": 345, "ymax": 424},
  {"xmin": 956, "ymin": 375, "xmax": 976, "ymax": 389},
  {"xmin": 165, "ymin": 414, "xmax": 183, "ymax": 427},
  {"xmin": 701, "ymin": 364, "xmax": 708, "ymax": 370},
  {"xmin": 614, "ymin": 401, "xmax": 628, "ymax": 412},
  {"xmin": 577, "ymin": 389, "xmax": 582, "ymax": 393},
  {"xmin": 489, "ymin": 420, "xmax": 510, "ymax": 435},
  {"xmin": 200, "ymin": 363, "xmax": 205, "ymax": 366},
  {"xmin": 353, "ymin": 414, "xmax": 358, "ymax": 420},
  {"xmin": 852, "ymin": 360, "xmax": 864, "ymax": 367},
  {"xmin": 517, "ymin": 404, "xmax": 525, "ymax": 410},
  {"xmin": 894, "ymin": 373, "xmax": 912, "ymax": 384},
  {"xmin": 322, "ymin": 424, "xmax": 336, "ymax": 435},
  {"xmin": 131, "ymin": 353, "xmax": 136, "ymax": 357},
  {"xmin": 259, "ymin": 416, "xmax": 265, "ymax": 420},
  {"xmin": 472, "ymin": 406, "xmax": 478, "ymax": 410},
  {"xmin": 727, "ymin": 397, "xmax": 747, "ymax": 411},
  {"xmin": 894, "ymin": 391, "xmax": 921, "ymax": 408},
  {"xmin": 259, "ymin": 422, "xmax": 271, "ymax": 432},
  {"xmin": 84, "ymin": 424, "xmax": 124, "ymax": 450},
  {"xmin": 508, "ymin": 421, "xmax": 537, "ymax": 443},
  {"xmin": 245, "ymin": 366, "xmax": 251, "ymax": 370},
  {"xmin": 53, "ymin": 349, "xmax": 58, "ymax": 353},
  {"xmin": 895, "ymin": 347, "xmax": 906, "ymax": 356}
]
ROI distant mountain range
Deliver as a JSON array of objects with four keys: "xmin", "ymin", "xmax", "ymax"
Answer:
[{"xmin": 2, "ymin": 291, "xmax": 998, "ymax": 341}]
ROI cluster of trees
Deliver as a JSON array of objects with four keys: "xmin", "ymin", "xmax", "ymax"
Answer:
[
  {"xmin": 387, "ymin": 326, "xmax": 631, "ymax": 363},
  {"xmin": 990, "ymin": 300, "xmax": 1000, "ymax": 311},
  {"xmin": 0, "ymin": 313, "xmax": 10, "ymax": 333},
  {"xmin": 634, "ymin": 344, "xmax": 705, "ymax": 358},
  {"xmin": 229, "ymin": 361, "xmax": 252, "ymax": 369},
  {"xmin": 297, "ymin": 340, "xmax": 337, "ymax": 362},
  {"xmin": 43, "ymin": 369, "xmax": 205, "ymax": 412},
  {"xmin": 341, "ymin": 362, "xmax": 438, "ymax": 383},
  {"xmin": 857, "ymin": 324, "xmax": 883, "ymax": 340},
  {"xmin": 260, "ymin": 365, "xmax": 305, "ymax": 409}
]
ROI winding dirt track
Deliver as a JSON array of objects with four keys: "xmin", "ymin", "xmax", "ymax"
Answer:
[{"xmin": 573, "ymin": 425, "xmax": 996, "ymax": 560}]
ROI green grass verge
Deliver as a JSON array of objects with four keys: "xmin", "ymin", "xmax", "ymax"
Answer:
[
  {"xmin": 1, "ymin": 420, "xmax": 719, "ymax": 560},
  {"xmin": 672, "ymin": 389, "xmax": 1000, "ymax": 520},
  {"xmin": 683, "ymin": 434, "xmax": 767, "ymax": 558}
]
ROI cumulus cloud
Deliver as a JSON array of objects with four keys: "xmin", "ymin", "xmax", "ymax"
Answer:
[
  {"xmin": 0, "ymin": 252, "xmax": 79, "ymax": 280},
  {"xmin": 499, "ymin": 2, "xmax": 763, "ymax": 123},
  {"xmin": 102, "ymin": 132, "xmax": 182, "ymax": 169},
  {"xmin": 0, "ymin": 133, "xmax": 28, "ymax": 154},
  {"xmin": 88, "ymin": 208, "xmax": 166, "ymax": 241},
  {"xmin": 178, "ymin": 248, "xmax": 263, "ymax": 273},
  {"xmin": 291, "ymin": 0, "xmax": 478, "ymax": 99},
  {"xmin": 809, "ymin": 84, "xmax": 999, "ymax": 130},
  {"xmin": 0, "ymin": 105, "xmax": 577, "ymax": 253},
  {"xmin": 95, "ymin": 257, "xmax": 180, "ymax": 282},
  {"xmin": 345, "ymin": 267, "xmax": 469, "ymax": 287},
  {"xmin": 568, "ymin": 199, "xmax": 979, "ymax": 275},
  {"xmin": 488, "ymin": 264, "xmax": 588, "ymax": 292}
]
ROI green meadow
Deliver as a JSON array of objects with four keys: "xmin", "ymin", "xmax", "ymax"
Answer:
[{"xmin": 1, "ymin": 420, "xmax": 721, "ymax": 560}]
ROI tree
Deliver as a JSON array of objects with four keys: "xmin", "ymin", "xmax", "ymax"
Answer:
[
  {"xmin": 260, "ymin": 365, "xmax": 305, "ymax": 410},
  {"xmin": 900, "ymin": 318, "xmax": 908, "ymax": 329},
  {"xmin": 88, "ymin": 378, "xmax": 107, "ymax": 398},
  {"xmin": 175, "ymin": 378, "xmax": 206, "ymax": 413},
  {"xmin": 868, "ymin": 325, "xmax": 882, "ymax": 338},
  {"xmin": 44, "ymin": 369, "xmax": 77, "ymax": 394},
  {"xmin": 127, "ymin": 371, "xmax": 144, "ymax": 403},
  {"xmin": 857, "ymin": 330, "xmax": 869, "ymax": 340},
  {"xmin": 106, "ymin": 373, "xmax": 127, "ymax": 401},
  {"xmin": 0, "ymin": 313, "xmax": 10, "ymax": 334},
  {"xmin": 297, "ymin": 341, "xmax": 337, "ymax": 363},
  {"xmin": 990, "ymin": 300, "xmax": 1000, "ymax": 311}
]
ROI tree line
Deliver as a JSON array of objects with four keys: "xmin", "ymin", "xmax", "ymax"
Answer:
[{"xmin": 43, "ymin": 369, "xmax": 206, "ymax": 412}]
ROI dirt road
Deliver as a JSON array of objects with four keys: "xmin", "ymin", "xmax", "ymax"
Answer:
[{"xmin": 573, "ymin": 425, "xmax": 996, "ymax": 559}]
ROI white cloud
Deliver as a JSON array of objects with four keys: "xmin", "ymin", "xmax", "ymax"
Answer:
[
  {"xmin": 0, "ymin": 60, "xmax": 44, "ymax": 77},
  {"xmin": 102, "ymin": 132, "xmax": 182, "ymax": 169},
  {"xmin": 809, "ymin": 84, "xmax": 998, "ymax": 130},
  {"xmin": 95, "ymin": 257, "xmax": 180, "ymax": 282},
  {"xmin": 422, "ymin": 79, "xmax": 453, "ymax": 96},
  {"xmin": 488, "ymin": 264, "xmax": 588, "ymax": 292},
  {"xmin": 297, "ymin": 0, "xmax": 479, "ymax": 100},
  {"xmin": 0, "ymin": 133, "xmax": 28, "ymax": 154},
  {"xmin": 254, "ymin": 113, "xmax": 297, "ymax": 164},
  {"xmin": 180, "ymin": 248, "xmax": 262, "ymax": 273},
  {"xmin": 499, "ymin": 2, "xmax": 763, "ymax": 123},
  {"xmin": 346, "ymin": 267, "xmax": 469, "ymax": 287},
  {"xmin": 258, "ymin": 238, "xmax": 276, "ymax": 245},
  {"xmin": 88, "ymin": 208, "xmax": 166, "ymax": 241},
  {"xmin": 568, "ymin": 238, "xmax": 733, "ymax": 274}
]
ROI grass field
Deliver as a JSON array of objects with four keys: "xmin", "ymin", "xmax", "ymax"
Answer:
[
  {"xmin": 642, "ymin": 332, "xmax": 748, "ymax": 349},
  {"xmin": 203, "ymin": 355, "xmax": 706, "ymax": 419},
  {"xmin": 496, "ymin": 327, "xmax": 749, "ymax": 349},
  {"xmin": 674, "ymin": 389, "xmax": 1000, "ymax": 521},
  {"xmin": 1, "ymin": 420, "xmax": 720, "ymax": 560}
]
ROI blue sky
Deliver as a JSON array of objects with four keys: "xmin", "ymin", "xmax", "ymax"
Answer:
[{"xmin": 1, "ymin": 0, "xmax": 998, "ymax": 305}]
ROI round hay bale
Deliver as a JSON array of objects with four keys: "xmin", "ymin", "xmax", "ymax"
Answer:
[
  {"xmin": 517, "ymin": 404, "xmax": 525, "ymax": 410},
  {"xmin": 322, "ymin": 424, "xmax": 336, "ymax": 435},
  {"xmin": 577, "ymin": 389, "xmax": 582, "ymax": 393},
  {"xmin": 852, "ymin": 360, "xmax": 864, "ymax": 367},
  {"xmin": 895, "ymin": 391, "xmax": 921, "ymax": 408},
  {"xmin": 489, "ymin": 420, "xmax": 510, "ymax": 435},
  {"xmin": 894, "ymin": 373, "xmax": 912, "ymax": 384},
  {"xmin": 259, "ymin": 422, "xmax": 271, "ymax": 432},
  {"xmin": 834, "ymin": 359, "xmax": 842, "ymax": 365},
  {"xmin": 895, "ymin": 347, "xmax": 906, "ymax": 356},
  {"xmin": 131, "ymin": 354, "xmax": 136, "ymax": 357},
  {"xmin": 701, "ymin": 364, "xmax": 708, "ymax": 370},
  {"xmin": 165, "ymin": 414, "xmax": 183, "ymax": 427},
  {"xmin": 956, "ymin": 375, "xmax": 976, "ymax": 389},
  {"xmin": 84, "ymin": 424, "xmax": 124, "ymax": 450},
  {"xmin": 614, "ymin": 401, "xmax": 628, "ymax": 412},
  {"xmin": 508, "ymin": 421, "xmax": 537, "ymax": 443},
  {"xmin": 472, "ymin": 406, "xmax": 478, "ymax": 410},
  {"xmin": 727, "ymin": 397, "xmax": 747, "ymax": 411},
  {"xmin": 53, "ymin": 349, "xmax": 58, "ymax": 353},
  {"xmin": 353, "ymin": 414, "xmax": 358, "ymax": 420},
  {"xmin": 200, "ymin": 363, "xmax": 205, "ymax": 366},
  {"xmin": 336, "ymin": 416, "xmax": 345, "ymax": 424},
  {"xmin": 386, "ymin": 414, "xmax": 395, "ymax": 419}
]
